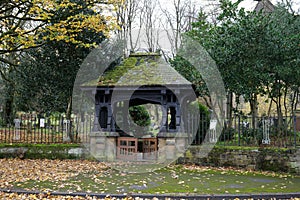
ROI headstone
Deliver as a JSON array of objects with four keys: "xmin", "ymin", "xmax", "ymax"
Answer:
[
  {"xmin": 63, "ymin": 120, "xmax": 71, "ymax": 131},
  {"xmin": 40, "ymin": 118, "xmax": 45, "ymax": 128},
  {"xmin": 262, "ymin": 118, "xmax": 271, "ymax": 144},
  {"xmin": 14, "ymin": 118, "xmax": 21, "ymax": 140},
  {"xmin": 209, "ymin": 119, "xmax": 218, "ymax": 143},
  {"xmin": 63, "ymin": 119, "xmax": 71, "ymax": 142}
]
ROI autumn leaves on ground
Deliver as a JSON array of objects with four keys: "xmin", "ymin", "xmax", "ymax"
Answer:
[
  {"xmin": 0, "ymin": 159, "xmax": 107, "ymax": 199},
  {"xmin": 1, "ymin": 159, "xmax": 300, "ymax": 199}
]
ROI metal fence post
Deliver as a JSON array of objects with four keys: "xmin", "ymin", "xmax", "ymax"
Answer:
[
  {"xmin": 293, "ymin": 114, "xmax": 297, "ymax": 148},
  {"xmin": 238, "ymin": 115, "xmax": 241, "ymax": 146}
]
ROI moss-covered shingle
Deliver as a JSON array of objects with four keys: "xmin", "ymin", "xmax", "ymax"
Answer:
[{"xmin": 82, "ymin": 54, "xmax": 191, "ymax": 87}]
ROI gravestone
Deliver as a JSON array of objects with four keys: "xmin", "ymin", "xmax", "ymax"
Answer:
[
  {"xmin": 40, "ymin": 118, "xmax": 45, "ymax": 128},
  {"xmin": 14, "ymin": 119, "xmax": 21, "ymax": 140},
  {"xmin": 209, "ymin": 119, "xmax": 218, "ymax": 143},
  {"xmin": 63, "ymin": 119, "xmax": 71, "ymax": 142}
]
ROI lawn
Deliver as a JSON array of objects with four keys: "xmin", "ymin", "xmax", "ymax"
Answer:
[{"xmin": 1, "ymin": 158, "xmax": 300, "ymax": 198}]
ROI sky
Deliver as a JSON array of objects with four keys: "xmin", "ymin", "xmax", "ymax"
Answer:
[
  {"xmin": 126, "ymin": 0, "xmax": 300, "ymax": 55},
  {"xmin": 158, "ymin": 0, "xmax": 300, "ymax": 11}
]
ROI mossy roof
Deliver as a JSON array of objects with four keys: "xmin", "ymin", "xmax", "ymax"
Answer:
[{"xmin": 82, "ymin": 54, "xmax": 191, "ymax": 87}]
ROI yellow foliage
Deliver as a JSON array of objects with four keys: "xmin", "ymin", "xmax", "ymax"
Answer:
[{"xmin": 0, "ymin": 0, "xmax": 119, "ymax": 54}]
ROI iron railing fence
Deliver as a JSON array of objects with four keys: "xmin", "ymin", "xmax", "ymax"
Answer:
[
  {"xmin": 0, "ymin": 113, "xmax": 299, "ymax": 147},
  {"xmin": 187, "ymin": 114, "xmax": 300, "ymax": 148},
  {"xmin": 0, "ymin": 113, "xmax": 93, "ymax": 144}
]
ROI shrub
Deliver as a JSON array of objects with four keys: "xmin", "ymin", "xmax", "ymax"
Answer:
[
  {"xmin": 129, "ymin": 105, "xmax": 151, "ymax": 127},
  {"xmin": 219, "ymin": 127, "xmax": 236, "ymax": 141},
  {"xmin": 240, "ymin": 128, "xmax": 263, "ymax": 145},
  {"xmin": 188, "ymin": 101, "xmax": 210, "ymax": 144}
]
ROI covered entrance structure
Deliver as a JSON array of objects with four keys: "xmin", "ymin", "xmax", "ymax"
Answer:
[{"xmin": 81, "ymin": 53, "xmax": 197, "ymax": 161}]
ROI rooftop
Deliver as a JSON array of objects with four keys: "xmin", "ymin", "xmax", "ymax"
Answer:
[
  {"xmin": 82, "ymin": 53, "xmax": 191, "ymax": 87},
  {"xmin": 254, "ymin": 0, "xmax": 275, "ymax": 13}
]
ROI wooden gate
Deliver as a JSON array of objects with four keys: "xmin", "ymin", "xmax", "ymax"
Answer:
[
  {"xmin": 117, "ymin": 137, "xmax": 158, "ymax": 160},
  {"xmin": 143, "ymin": 138, "xmax": 158, "ymax": 160},
  {"xmin": 117, "ymin": 137, "xmax": 138, "ymax": 160}
]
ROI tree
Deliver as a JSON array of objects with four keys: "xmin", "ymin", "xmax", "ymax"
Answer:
[
  {"xmin": 0, "ymin": 0, "xmax": 115, "ymax": 122},
  {"xmin": 160, "ymin": 0, "xmax": 199, "ymax": 55},
  {"xmin": 262, "ymin": 6, "xmax": 300, "ymax": 133},
  {"xmin": 140, "ymin": 0, "xmax": 161, "ymax": 52},
  {"xmin": 14, "ymin": 2, "xmax": 106, "ymax": 114},
  {"xmin": 172, "ymin": 0, "xmax": 300, "ymax": 140},
  {"xmin": 114, "ymin": 0, "xmax": 161, "ymax": 53},
  {"xmin": 15, "ymin": 39, "xmax": 102, "ymax": 116},
  {"xmin": 0, "ymin": 0, "xmax": 114, "ymax": 61},
  {"xmin": 114, "ymin": 0, "xmax": 142, "ymax": 52},
  {"xmin": 170, "ymin": 10, "xmax": 217, "ymax": 108},
  {"xmin": 215, "ymin": 5, "xmax": 268, "ymax": 129}
]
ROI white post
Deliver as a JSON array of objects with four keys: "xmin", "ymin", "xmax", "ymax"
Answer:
[
  {"xmin": 262, "ymin": 117, "xmax": 271, "ymax": 144},
  {"xmin": 14, "ymin": 119, "xmax": 21, "ymax": 140},
  {"xmin": 63, "ymin": 119, "xmax": 71, "ymax": 142}
]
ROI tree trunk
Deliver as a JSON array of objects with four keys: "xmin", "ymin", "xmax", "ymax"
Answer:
[
  {"xmin": 4, "ymin": 82, "xmax": 15, "ymax": 125},
  {"xmin": 276, "ymin": 96, "xmax": 284, "ymax": 135},
  {"xmin": 66, "ymin": 96, "xmax": 72, "ymax": 119},
  {"xmin": 66, "ymin": 96, "xmax": 73, "ymax": 141},
  {"xmin": 4, "ymin": 98, "xmax": 13, "ymax": 125},
  {"xmin": 249, "ymin": 94, "xmax": 258, "ymax": 129}
]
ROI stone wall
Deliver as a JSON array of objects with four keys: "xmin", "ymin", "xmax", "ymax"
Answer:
[
  {"xmin": 0, "ymin": 144, "xmax": 84, "ymax": 159},
  {"xmin": 1, "ymin": 144, "xmax": 299, "ymax": 174},
  {"xmin": 178, "ymin": 146, "xmax": 300, "ymax": 174}
]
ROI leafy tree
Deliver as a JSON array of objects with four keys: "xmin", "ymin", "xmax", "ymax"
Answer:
[
  {"xmin": 14, "ymin": 1, "xmax": 106, "ymax": 117},
  {"xmin": 170, "ymin": 56, "xmax": 210, "ymax": 105},
  {"xmin": 261, "ymin": 6, "xmax": 300, "ymax": 132},
  {"xmin": 1, "ymin": 0, "xmax": 112, "ymax": 122},
  {"xmin": 170, "ymin": 11, "xmax": 214, "ymax": 108},
  {"xmin": 0, "ymin": 0, "xmax": 114, "ymax": 63},
  {"xmin": 215, "ymin": 8, "xmax": 268, "ymax": 128},
  {"xmin": 173, "ymin": 0, "xmax": 300, "ymax": 141}
]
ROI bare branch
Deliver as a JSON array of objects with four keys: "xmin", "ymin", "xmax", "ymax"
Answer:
[{"xmin": 159, "ymin": 0, "xmax": 199, "ymax": 55}]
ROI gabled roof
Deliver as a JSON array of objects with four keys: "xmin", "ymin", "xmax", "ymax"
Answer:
[
  {"xmin": 254, "ymin": 0, "xmax": 275, "ymax": 13},
  {"xmin": 82, "ymin": 53, "xmax": 191, "ymax": 87}
]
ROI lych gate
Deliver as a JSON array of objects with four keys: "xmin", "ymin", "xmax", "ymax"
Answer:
[
  {"xmin": 94, "ymin": 86, "xmax": 182, "ymax": 134},
  {"xmin": 81, "ymin": 53, "xmax": 196, "ymax": 161}
]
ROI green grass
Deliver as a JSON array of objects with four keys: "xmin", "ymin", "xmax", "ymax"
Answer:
[{"xmin": 15, "ymin": 165, "xmax": 300, "ymax": 195}]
